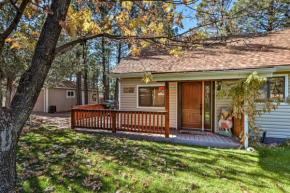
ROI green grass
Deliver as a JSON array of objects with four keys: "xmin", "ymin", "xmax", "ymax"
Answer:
[{"xmin": 17, "ymin": 126, "xmax": 290, "ymax": 193}]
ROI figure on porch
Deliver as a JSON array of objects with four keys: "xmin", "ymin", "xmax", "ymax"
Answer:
[{"xmin": 218, "ymin": 108, "xmax": 233, "ymax": 137}]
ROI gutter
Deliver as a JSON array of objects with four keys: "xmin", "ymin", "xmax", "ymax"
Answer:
[{"xmin": 109, "ymin": 68, "xmax": 277, "ymax": 80}]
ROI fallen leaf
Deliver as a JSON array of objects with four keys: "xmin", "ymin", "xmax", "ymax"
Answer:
[
  {"xmin": 276, "ymin": 183, "xmax": 282, "ymax": 188},
  {"xmin": 57, "ymin": 177, "xmax": 63, "ymax": 184},
  {"xmin": 44, "ymin": 186, "xmax": 54, "ymax": 192},
  {"xmin": 68, "ymin": 184, "xmax": 73, "ymax": 192}
]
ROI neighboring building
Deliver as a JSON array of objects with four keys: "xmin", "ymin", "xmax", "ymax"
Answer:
[
  {"xmin": 33, "ymin": 81, "xmax": 99, "ymax": 112},
  {"xmin": 109, "ymin": 29, "xmax": 290, "ymax": 146}
]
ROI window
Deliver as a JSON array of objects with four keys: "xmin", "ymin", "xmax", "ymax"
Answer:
[
  {"xmin": 204, "ymin": 82, "xmax": 212, "ymax": 127},
  {"xmin": 138, "ymin": 86, "xmax": 165, "ymax": 107},
  {"xmin": 66, "ymin": 90, "xmax": 75, "ymax": 98},
  {"xmin": 259, "ymin": 76, "xmax": 286, "ymax": 99}
]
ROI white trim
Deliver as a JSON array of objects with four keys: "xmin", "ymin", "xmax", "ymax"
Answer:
[
  {"xmin": 136, "ymin": 85, "xmax": 165, "ymax": 109},
  {"xmin": 275, "ymin": 66, "xmax": 290, "ymax": 71},
  {"xmin": 213, "ymin": 81, "xmax": 217, "ymax": 133},
  {"xmin": 259, "ymin": 74, "xmax": 289, "ymax": 100},
  {"xmin": 43, "ymin": 88, "xmax": 45, "ymax": 113},
  {"xmin": 176, "ymin": 82, "xmax": 178, "ymax": 130},
  {"xmin": 244, "ymin": 114, "xmax": 249, "ymax": 149},
  {"xmin": 271, "ymin": 74, "xmax": 288, "ymax": 98},
  {"xmin": 119, "ymin": 80, "xmax": 121, "ymax": 110},
  {"xmin": 202, "ymin": 81, "xmax": 205, "ymax": 131},
  {"xmin": 45, "ymin": 88, "xmax": 49, "ymax": 113},
  {"xmin": 118, "ymin": 79, "xmax": 121, "ymax": 128},
  {"xmin": 66, "ymin": 90, "xmax": 76, "ymax": 98},
  {"xmin": 109, "ymin": 68, "xmax": 277, "ymax": 79},
  {"xmin": 277, "ymin": 74, "xmax": 289, "ymax": 98}
]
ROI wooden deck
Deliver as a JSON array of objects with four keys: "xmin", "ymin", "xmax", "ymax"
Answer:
[
  {"xmin": 75, "ymin": 128, "xmax": 241, "ymax": 149},
  {"xmin": 72, "ymin": 105, "xmax": 241, "ymax": 149}
]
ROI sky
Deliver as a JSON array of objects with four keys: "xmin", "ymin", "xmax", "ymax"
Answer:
[{"xmin": 175, "ymin": 2, "xmax": 199, "ymax": 33}]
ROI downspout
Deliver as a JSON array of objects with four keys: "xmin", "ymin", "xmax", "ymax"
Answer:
[
  {"xmin": 43, "ymin": 88, "xmax": 45, "ymax": 112},
  {"xmin": 244, "ymin": 114, "xmax": 249, "ymax": 148},
  {"xmin": 45, "ymin": 88, "xmax": 49, "ymax": 113}
]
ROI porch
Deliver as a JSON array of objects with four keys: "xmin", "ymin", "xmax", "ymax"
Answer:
[
  {"xmin": 71, "ymin": 104, "xmax": 241, "ymax": 148},
  {"xmin": 75, "ymin": 128, "xmax": 241, "ymax": 148}
]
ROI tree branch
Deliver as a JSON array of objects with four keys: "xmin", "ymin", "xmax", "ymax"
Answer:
[
  {"xmin": 0, "ymin": 0, "xmax": 30, "ymax": 39},
  {"xmin": 0, "ymin": 0, "xmax": 30, "ymax": 54}
]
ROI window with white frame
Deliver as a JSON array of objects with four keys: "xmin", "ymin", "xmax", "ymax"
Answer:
[
  {"xmin": 138, "ymin": 86, "xmax": 165, "ymax": 107},
  {"xmin": 66, "ymin": 90, "xmax": 75, "ymax": 98},
  {"xmin": 259, "ymin": 76, "xmax": 287, "ymax": 99}
]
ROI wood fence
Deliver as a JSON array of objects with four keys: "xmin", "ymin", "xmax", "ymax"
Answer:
[{"xmin": 71, "ymin": 107, "xmax": 169, "ymax": 138}]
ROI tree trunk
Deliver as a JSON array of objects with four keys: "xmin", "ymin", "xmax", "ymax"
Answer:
[
  {"xmin": 96, "ymin": 68, "xmax": 100, "ymax": 104},
  {"xmin": 268, "ymin": 0, "xmax": 274, "ymax": 31},
  {"xmin": 0, "ymin": 0, "xmax": 71, "ymax": 191},
  {"xmin": 76, "ymin": 72, "xmax": 82, "ymax": 105},
  {"xmin": 82, "ymin": 43, "xmax": 88, "ymax": 105},
  {"xmin": 114, "ymin": 42, "xmax": 122, "ymax": 102},
  {"xmin": 5, "ymin": 76, "xmax": 14, "ymax": 107},
  {"xmin": 102, "ymin": 37, "xmax": 107, "ymax": 100},
  {"xmin": 84, "ymin": 67, "xmax": 88, "ymax": 105},
  {"xmin": 0, "ymin": 68, "xmax": 4, "ymax": 104},
  {"xmin": 107, "ymin": 50, "xmax": 110, "ymax": 100},
  {"xmin": 0, "ymin": 122, "xmax": 18, "ymax": 192}
]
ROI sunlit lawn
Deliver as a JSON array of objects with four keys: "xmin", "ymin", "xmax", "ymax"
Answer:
[{"xmin": 17, "ymin": 126, "xmax": 290, "ymax": 193}]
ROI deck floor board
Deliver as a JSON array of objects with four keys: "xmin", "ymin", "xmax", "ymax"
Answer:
[{"xmin": 75, "ymin": 128, "xmax": 241, "ymax": 148}]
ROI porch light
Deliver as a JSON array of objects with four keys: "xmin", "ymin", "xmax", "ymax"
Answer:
[{"xmin": 217, "ymin": 81, "xmax": 222, "ymax": 91}]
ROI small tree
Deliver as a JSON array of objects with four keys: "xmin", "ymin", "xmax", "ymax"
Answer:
[{"xmin": 217, "ymin": 72, "xmax": 281, "ymax": 142}]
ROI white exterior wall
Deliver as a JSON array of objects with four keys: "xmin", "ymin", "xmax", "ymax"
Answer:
[
  {"xmin": 256, "ymin": 104, "xmax": 290, "ymax": 138},
  {"xmin": 119, "ymin": 78, "xmax": 178, "ymax": 128},
  {"xmin": 215, "ymin": 81, "xmax": 234, "ymax": 132},
  {"xmin": 169, "ymin": 82, "xmax": 178, "ymax": 129},
  {"xmin": 257, "ymin": 72, "xmax": 290, "ymax": 138},
  {"xmin": 120, "ymin": 73, "xmax": 290, "ymax": 138},
  {"xmin": 215, "ymin": 73, "xmax": 290, "ymax": 139}
]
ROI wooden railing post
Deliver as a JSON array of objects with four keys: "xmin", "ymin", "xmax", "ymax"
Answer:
[
  {"xmin": 112, "ymin": 111, "xmax": 116, "ymax": 133},
  {"xmin": 71, "ymin": 109, "xmax": 76, "ymax": 130},
  {"xmin": 165, "ymin": 82, "xmax": 170, "ymax": 138},
  {"xmin": 165, "ymin": 113, "xmax": 169, "ymax": 138}
]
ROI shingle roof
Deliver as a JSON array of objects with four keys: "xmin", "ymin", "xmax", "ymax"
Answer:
[
  {"xmin": 44, "ymin": 80, "xmax": 77, "ymax": 89},
  {"xmin": 110, "ymin": 29, "xmax": 290, "ymax": 74},
  {"xmin": 44, "ymin": 81, "xmax": 95, "ymax": 90},
  {"xmin": 55, "ymin": 81, "xmax": 77, "ymax": 88}
]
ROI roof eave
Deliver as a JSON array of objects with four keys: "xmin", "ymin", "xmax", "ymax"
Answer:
[{"xmin": 109, "ymin": 67, "xmax": 279, "ymax": 80}]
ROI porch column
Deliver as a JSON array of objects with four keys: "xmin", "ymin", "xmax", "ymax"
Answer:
[
  {"xmin": 244, "ymin": 114, "xmax": 249, "ymax": 148},
  {"xmin": 202, "ymin": 81, "xmax": 205, "ymax": 131},
  {"xmin": 165, "ymin": 82, "xmax": 170, "ymax": 138}
]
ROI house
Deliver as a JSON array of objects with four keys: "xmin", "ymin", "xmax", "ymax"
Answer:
[
  {"xmin": 107, "ymin": 29, "xmax": 290, "ymax": 147},
  {"xmin": 33, "ymin": 81, "xmax": 99, "ymax": 113}
]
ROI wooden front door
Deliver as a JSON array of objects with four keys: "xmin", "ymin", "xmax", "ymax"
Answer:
[{"xmin": 182, "ymin": 82, "xmax": 202, "ymax": 129}]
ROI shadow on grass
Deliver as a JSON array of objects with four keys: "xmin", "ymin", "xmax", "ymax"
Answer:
[{"xmin": 17, "ymin": 127, "xmax": 290, "ymax": 192}]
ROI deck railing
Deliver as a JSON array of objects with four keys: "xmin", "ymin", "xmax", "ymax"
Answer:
[{"xmin": 71, "ymin": 106, "xmax": 169, "ymax": 138}]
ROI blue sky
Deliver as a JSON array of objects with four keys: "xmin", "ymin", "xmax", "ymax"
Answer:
[{"xmin": 175, "ymin": 2, "xmax": 199, "ymax": 33}]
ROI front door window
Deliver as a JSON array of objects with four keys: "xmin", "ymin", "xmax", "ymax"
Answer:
[{"xmin": 204, "ymin": 81, "xmax": 212, "ymax": 129}]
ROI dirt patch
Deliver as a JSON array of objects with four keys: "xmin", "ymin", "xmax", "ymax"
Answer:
[{"xmin": 22, "ymin": 112, "xmax": 71, "ymax": 135}]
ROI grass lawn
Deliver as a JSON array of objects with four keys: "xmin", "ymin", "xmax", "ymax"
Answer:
[{"xmin": 17, "ymin": 126, "xmax": 290, "ymax": 193}]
